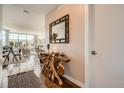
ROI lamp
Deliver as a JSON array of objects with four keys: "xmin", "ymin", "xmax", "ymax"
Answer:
[{"xmin": 53, "ymin": 45, "xmax": 57, "ymax": 53}]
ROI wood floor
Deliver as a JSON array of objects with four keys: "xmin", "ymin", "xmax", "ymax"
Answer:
[
  {"xmin": 42, "ymin": 73, "xmax": 80, "ymax": 88},
  {"xmin": 8, "ymin": 71, "xmax": 80, "ymax": 88},
  {"xmin": 1, "ymin": 52, "xmax": 80, "ymax": 88}
]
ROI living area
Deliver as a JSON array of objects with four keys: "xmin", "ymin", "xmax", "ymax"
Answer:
[{"xmin": 0, "ymin": 4, "xmax": 84, "ymax": 88}]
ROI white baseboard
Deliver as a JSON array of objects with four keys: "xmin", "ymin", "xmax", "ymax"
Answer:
[{"xmin": 63, "ymin": 74, "xmax": 85, "ymax": 88}]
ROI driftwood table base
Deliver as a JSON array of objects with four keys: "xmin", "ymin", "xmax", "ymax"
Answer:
[{"xmin": 39, "ymin": 52, "xmax": 70, "ymax": 85}]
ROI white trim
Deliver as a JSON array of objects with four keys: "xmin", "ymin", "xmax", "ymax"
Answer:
[
  {"xmin": 84, "ymin": 4, "xmax": 95, "ymax": 88},
  {"xmin": 63, "ymin": 74, "xmax": 85, "ymax": 88},
  {"xmin": 84, "ymin": 4, "xmax": 89, "ymax": 88}
]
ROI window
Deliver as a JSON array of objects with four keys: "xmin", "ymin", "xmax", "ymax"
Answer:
[
  {"xmin": 9, "ymin": 32, "xmax": 35, "ymax": 49},
  {"xmin": 2, "ymin": 30, "xmax": 7, "ymax": 46},
  {"xmin": 19, "ymin": 34, "xmax": 27, "ymax": 47},
  {"xmin": 27, "ymin": 35, "xmax": 34, "ymax": 50},
  {"xmin": 19, "ymin": 34, "xmax": 26, "ymax": 40},
  {"xmin": 9, "ymin": 32, "xmax": 18, "ymax": 40},
  {"xmin": 27, "ymin": 35, "xmax": 34, "ymax": 40},
  {"xmin": 2, "ymin": 30, "xmax": 36, "ymax": 50},
  {"xmin": 9, "ymin": 32, "xmax": 18, "ymax": 47}
]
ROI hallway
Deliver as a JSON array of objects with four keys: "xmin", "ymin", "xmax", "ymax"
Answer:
[{"xmin": 1, "ymin": 52, "xmax": 79, "ymax": 88}]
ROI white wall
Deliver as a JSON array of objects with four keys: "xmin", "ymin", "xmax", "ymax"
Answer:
[{"xmin": 45, "ymin": 4, "xmax": 85, "ymax": 85}]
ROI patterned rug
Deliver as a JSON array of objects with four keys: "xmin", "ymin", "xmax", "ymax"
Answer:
[{"xmin": 8, "ymin": 71, "xmax": 43, "ymax": 88}]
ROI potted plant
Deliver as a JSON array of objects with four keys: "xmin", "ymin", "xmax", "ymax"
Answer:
[{"xmin": 9, "ymin": 41, "xmax": 14, "ymax": 47}]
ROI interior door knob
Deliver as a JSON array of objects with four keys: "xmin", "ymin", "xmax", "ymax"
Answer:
[{"xmin": 91, "ymin": 50, "xmax": 97, "ymax": 55}]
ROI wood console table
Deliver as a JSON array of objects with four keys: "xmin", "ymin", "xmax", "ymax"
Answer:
[{"xmin": 39, "ymin": 52, "xmax": 70, "ymax": 85}]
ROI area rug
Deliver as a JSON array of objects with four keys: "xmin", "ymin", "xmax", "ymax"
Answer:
[{"xmin": 8, "ymin": 71, "xmax": 43, "ymax": 88}]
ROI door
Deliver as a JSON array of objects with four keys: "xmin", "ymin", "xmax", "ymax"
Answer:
[{"xmin": 88, "ymin": 5, "xmax": 124, "ymax": 88}]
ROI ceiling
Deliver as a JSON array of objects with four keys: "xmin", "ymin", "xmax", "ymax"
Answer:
[
  {"xmin": 14, "ymin": 4, "xmax": 60, "ymax": 14},
  {"xmin": 2, "ymin": 4, "xmax": 60, "ymax": 35}
]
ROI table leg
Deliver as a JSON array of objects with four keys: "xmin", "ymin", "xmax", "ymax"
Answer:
[
  {"xmin": 3, "ymin": 51, "xmax": 10, "ymax": 64},
  {"xmin": 11, "ymin": 51, "xmax": 18, "ymax": 62}
]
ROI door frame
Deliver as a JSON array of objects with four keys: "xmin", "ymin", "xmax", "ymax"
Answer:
[{"xmin": 84, "ymin": 4, "xmax": 95, "ymax": 88}]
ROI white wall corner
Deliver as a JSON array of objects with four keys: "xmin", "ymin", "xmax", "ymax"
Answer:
[{"xmin": 63, "ymin": 74, "xmax": 85, "ymax": 88}]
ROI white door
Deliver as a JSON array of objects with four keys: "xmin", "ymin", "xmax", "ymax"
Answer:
[{"xmin": 87, "ymin": 5, "xmax": 124, "ymax": 88}]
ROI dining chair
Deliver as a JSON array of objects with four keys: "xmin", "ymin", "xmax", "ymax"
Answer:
[
  {"xmin": 2, "ymin": 46, "xmax": 10, "ymax": 62},
  {"xmin": 13, "ymin": 48, "xmax": 21, "ymax": 61}
]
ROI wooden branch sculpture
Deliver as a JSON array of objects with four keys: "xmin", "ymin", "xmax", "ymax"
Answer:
[{"xmin": 40, "ymin": 53, "xmax": 70, "ymax": 85}]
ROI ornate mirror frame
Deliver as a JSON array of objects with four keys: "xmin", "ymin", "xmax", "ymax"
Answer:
[{"xmin": 49, "ymin": 14, "xmax": 69, "ymax": 43}]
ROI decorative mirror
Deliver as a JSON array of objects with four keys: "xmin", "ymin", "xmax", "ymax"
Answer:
[{"xmin": 49, "ymin": 14, "xmax": 69, "ymax": 43}]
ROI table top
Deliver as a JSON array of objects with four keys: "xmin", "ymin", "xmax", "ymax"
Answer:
[{"xmin": 39, "ymin": 52, "xmax": 70, "ymax": 63}]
